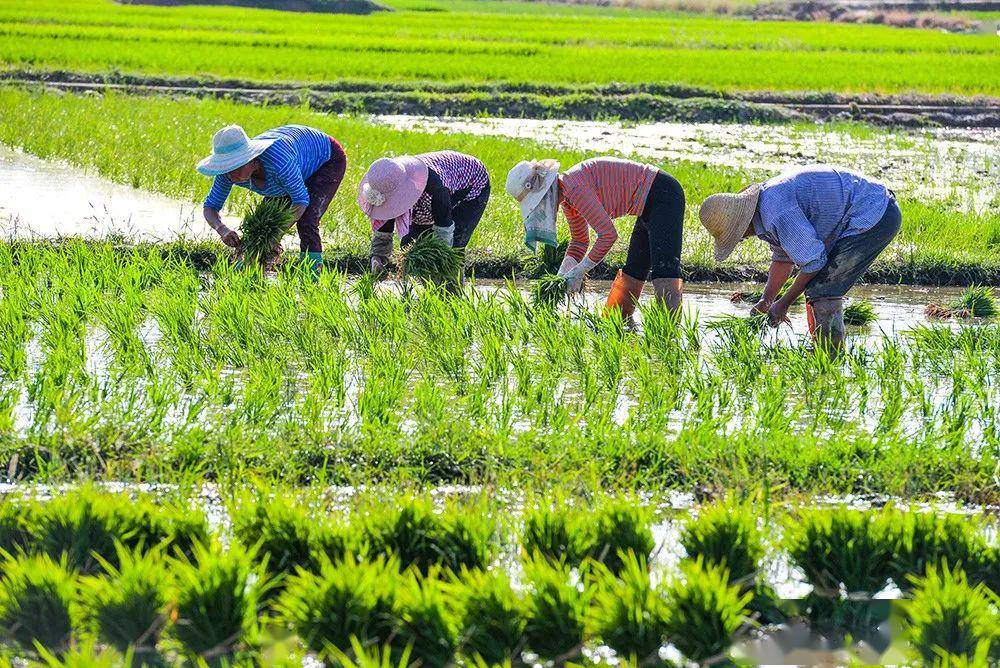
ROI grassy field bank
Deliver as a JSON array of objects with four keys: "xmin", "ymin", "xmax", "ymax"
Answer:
[
  {"xmin": 2, "ymin": 87, "xmax": 999, "ymax": 283},
  {"xmin": 1, "ymin": 0, "xmax": 998, "ymax": 96},
  {"xmin": 0, "ymin": 242, "xmax": 996, "ymax": 498}
]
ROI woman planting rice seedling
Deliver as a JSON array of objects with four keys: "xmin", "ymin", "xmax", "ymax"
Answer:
[
  {"xmin": 700, "ymin": 164, "xmax": 901, "ymax": 349},
  {"xmin": 197, "ymin": 124, "xmax": 348, "ymax": 274},
  {"xmin": 506, "ymin": 156, "xmax": 686, "ymax": 318},
  {"xmin": 359, "ymin": 151, "xmax": 491, "ymax": 278}
]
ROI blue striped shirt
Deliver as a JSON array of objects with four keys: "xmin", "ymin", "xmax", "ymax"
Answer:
[
  {"xmin": 204, "ymin": 125, "xmax": 332, "ymax": 211},
  {"xmin": 752, "ymin": 165, "xmax": 890, "ymax": 273}
]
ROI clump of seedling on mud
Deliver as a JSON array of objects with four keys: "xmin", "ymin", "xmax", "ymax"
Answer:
[
  {"xmin": 925, "ymin": 285, "xmax": 998, "ymax": 319},
  {"xmin": 844, "ymin": 299, "xmax": 877, "ymax": 326},
  {"xmin": 400, "ymin": 234, "xmax": 464, "ymax": 287},
  {"xmin": 239, "ymin": 197, "xmax": 296, "ymax": 268}
]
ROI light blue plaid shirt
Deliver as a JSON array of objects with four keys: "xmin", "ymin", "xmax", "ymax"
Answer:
[{"xmin": 752, "ymin": 165, "xmax": 890, "ymax": 273}]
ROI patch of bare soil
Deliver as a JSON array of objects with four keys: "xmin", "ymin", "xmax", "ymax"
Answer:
[{"xmin": 745, "ymin": 0, "xmax": 999, "ymax": 32}]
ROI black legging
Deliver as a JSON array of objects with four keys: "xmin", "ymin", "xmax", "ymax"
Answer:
[
  {"xmin": 623, "ymin": 171, "xmax": 685, "ymax": 281},
  {"xmin": 401, "ymin": 183, "xmax": 491, "ymax": 249}
]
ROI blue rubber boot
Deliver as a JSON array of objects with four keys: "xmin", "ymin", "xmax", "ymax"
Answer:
[{"xmin": 300, "ymin": 251, "xmax": 323, "ymax": 278}]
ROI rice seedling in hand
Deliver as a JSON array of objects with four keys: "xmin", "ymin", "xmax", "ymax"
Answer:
[
  {"xmin": 520, "ymin": 503, "xmax": 586, "ymax": 566},
  {"xmin": 521, "ymin": 557, "xmax": 591, "ymax": 662},
  {"xmin": 359, "ymin": 496, "xmax": 497, "ymax": 574},
  {"xmin": 589, "ymin": 554, "xmax": 668, "ymax": 664},
  {"xmin": 400, "ymin": 234, "xmax": 464, "ymax": 286},
  {"xmin": 170, "ymin": 542, "xmax": 266, "ymax": 663},
  {"xmin": 531, "ymin": 273, "xmax": 569, "ymax": 309},
  {"xmin": 881, "ymin": 509, "xmax": 991, "ymax": 592},
  {"xmin": 679, "ymin": 501, "xmax": 764, "ymax": 587},
  {"xmin": 581, "ymin": 498, "xmax": 654, "ymax": 575},
  {"xmin": 455, "ymin": 568, "xmax": 525, "ymax": 665},
  {"xmin": 391, "ymin": 568, "xmax": 460, "ymax": 667},
  {"xmin": 0, "ymin": 553, "xmax": 77, "ymax": 655},
  {"xmin": 523, "ymin": 240, "xmax": 569, "ymax": 278},
  {"xmin": 925, "ymin": 285, "xmax": 999, "ymax": 319},
  {"xmin": 79, "ymin": 546, "xmax": 172, "ymax": 662},
  {"xmin": 843, "ymin": 299, "xmax": 878, "ymax": 326},
  {"xmin": 276, "ymin": 555, "xmax": 400, "ymax": 659},
  {"xmin": 662, "ymin": 559, "xmax": 750, "ymax": 664},
  {"xmin": 239, "ymin": 198, "xmax": 296, "ymax": 269},
  {"xmin": 904, "ymin": 565, "xmax": 1000, "ymax": 664}
]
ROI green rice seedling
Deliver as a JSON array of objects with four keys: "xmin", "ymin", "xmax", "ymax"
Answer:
[
  {"xmin": 455, "ymin": 567, "xmax": 525, "ymax": 665},
  {"xmin": 230, "ymin": 493, "xmax": 350, "ymax": 581},
  {"xmin": 679, "ymin": 501, "xmax": 764, "ymax": 587},
  {"xmin": 706, "ymin": 314, "xmax": 768, "ymax": 342},
  {"xmin": 239, "ymin": 198, "xmax": 296, "ymax": 268},
  {"xmin": 531, "ymin": 273, "xmax": 569, "ymax": 309},
  {"xmin": 325, "ymin": 637, "xmax": 412, "ymax": 668},
  {"xmin": 581, "ymin": 498, "xmax": 655, "ymax": 575},
  {"xmin": 79, "ymin": 546, "xmax": 172, "ymax": 662},
  {"xmin": 926, "ymin": 285, "xmax": 999, "ymax": 319},
  {"xmin": 171, "ymin": 542, "xmax": 265, "ymax": 663},
  {"xmin": 0, "ymin": 553, "xmax": 77, "ymax": 656},
  {"xmin": 843, "ymin": 299, "xmax": 878, "ymax": 327},
  {"xmin": 589, "ymin": 554, "xmax": 668, "ymax": 664},
  {"xmin": 662, "ymin": 559, "xmax": 750, "ymax": 664},
  {"xmin": 520, "ymin": 503, "xmax": 586, "ymax": 566},
  {"xmin": 521, "ymin": 557, "xmax": 591, "ymax": 662},
  {"xmin": 35, "ymin": 639, "xmax": 128, "ymax": 667},
  {"xmin": 400, "ymin": 234, "xmax": 464, "ymax": 286},
  {"xmin": 391, "ymin": 568, "xmax": 460, "ymax": 667},
  {"xmin": 0, "ymin": 499, "xmax": 34, "ymax": 557},
  {"xmin": 276, "ymin": 555, "xmax": 400, "ymax": 658},
  {"xmin": 358, "ymin": 496, "xmax": 497, "ymax": 574},
  {"xmin": 904, "ymin": 565, "xmax": 1000, "ymax": 664},
  {"xmin": 523, "ymin": 241, "xmax": 569, "ymax": 278},
  {"xmin": 729, "ymin": 279, "xmax": 802, "ymax": 306},
  {"xmin": 881, "ymin": 509, "xmax": 990, "ymax": 592}
]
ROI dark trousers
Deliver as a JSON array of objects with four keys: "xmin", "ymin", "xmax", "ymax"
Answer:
[
  {"xmin": 623, "ymin": 171, "xmax": 685, "ymax": 281},
  {"xmin": 266, "ymin": 137, "xmax": 347, "ymax": 253},
  {"xmin": 805, "ymin": 197, "xmax": 902, "ymax": 302},
  {"xmin": 401, "ymin": 183, "xmax": 491, "ymax": 249}
]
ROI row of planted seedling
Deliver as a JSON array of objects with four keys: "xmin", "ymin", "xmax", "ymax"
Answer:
[{"xmin": 0, "ymin": 487, "xmax": 998, "ymax": 664}]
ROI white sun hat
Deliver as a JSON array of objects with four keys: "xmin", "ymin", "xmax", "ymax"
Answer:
[
  {"xmin": 505, "ymin": 159, "xmax": 560, "ymax": 220},
  {"xmin": 698, "ymin": 184, "xmax": 762, "ymax": 262},
  {"xmin": 195, "ymin": 125, "xmax": 277, "ymax": 177}
]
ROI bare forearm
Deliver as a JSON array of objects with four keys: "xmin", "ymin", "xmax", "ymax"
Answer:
[
  {"xmin": 761, "ymin": 261, "xmax": 794, "ymax": 303},
  {"xmin": 778, "ymin": 270, "xmax": 817, "ymax": 304},
  {"xmin": 291, "ymin": 204, "xmax": 307, "ymax": 222},
  {"xmin": 203, "ymin": 207, "xmax": 227, "ymax": 233}
]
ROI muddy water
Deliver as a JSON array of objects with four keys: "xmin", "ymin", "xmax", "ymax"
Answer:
[
  {"xmin": 0, "ymin": 146, "xmax": 234, "ymax": 240},
  {"xmin": 372, "ymin": 115, "xmax": 1000, "ymax": 213}
]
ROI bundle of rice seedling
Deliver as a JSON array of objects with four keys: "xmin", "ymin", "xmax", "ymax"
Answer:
[
  {"xmin": 400, "ymin": 234, "xmax": 464, "ymax": 286},
  {"xmin": 730, "ymin": 279, "xmax": 801, "ymax": 305},
  {"xmin": 523, "ymin": 240, "xmax": 569, "ymax": 278},
  {"xmin": 843, "ymin": 299, "xmax": 877, "ymax": 327},
  {"xmin": 239, "ymin": 198, "xmax": 296, "ymax": 268},
  {"xmin": 0, "ymin": 554, "xmax": 78, "ymax": 655},
  {"xmin": 925, "ymin": 285, "xmax": 998, "ymax": 320},
  {"xmin": 532, "ymin": 273, "xmax": 568, "ymax": 309}
]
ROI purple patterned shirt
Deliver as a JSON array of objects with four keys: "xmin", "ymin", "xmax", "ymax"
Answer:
[{"xmin": 410, "ymin": 151, "xmax": 489, "ymax": 226}]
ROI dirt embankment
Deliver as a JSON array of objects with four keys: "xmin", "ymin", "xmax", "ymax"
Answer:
[
  {"xmin": 5, "ymin": 70, "xmax": 999, "ymax": 128},
  {"xmin": 116, "ymin": 0, "xmax": 388, "ymax": 13},
  {"xmin": 745, "ymin": 0, "xmax": 1000, "ymax": 32}
]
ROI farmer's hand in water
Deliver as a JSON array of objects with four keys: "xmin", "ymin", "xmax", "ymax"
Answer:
[
  {"xmin": 370, "ymin": 255, "xmax": 390, "ymax": 279},
  {"xmin": 751, "ymin": 299, "xmax": 771, "ymax": 317},
  {"xmin": 767, "ymin": 299, "xmax": 792, "ymax": 328},
  {"xmin": 220, "ymin": 229, "xmax": 241, "ymax": 248}
]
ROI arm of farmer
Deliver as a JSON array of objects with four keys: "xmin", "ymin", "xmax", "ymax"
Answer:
[
  {"xmin": 751, "ymin": 260, "xmax": 795, "ymax": 316},
  {"xmin": 268, "ymin": 152, "xmax": 310, "ymax": 221},
  {"xmin": 370, "ymin": 219, "xmax": 394, "ymax": 277},
  {"xmin": 427, "ymin": 171, "xmax": 455, "ymax": 246},
  {"xmin": 560, "ymin": 196, "xmax": 618, "ymax": 293},
  {"xmin": 203, "ymin": 177, "xmax": 241, "ymax": 247},
  {"xmin": 765, "ymin": 208, "xmax": 827, "ymax": 327}
]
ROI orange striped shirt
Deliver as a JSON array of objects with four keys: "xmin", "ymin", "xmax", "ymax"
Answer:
[{"xmin": 560, "ymin": 157, "xmax": 659, "ymax": 264}]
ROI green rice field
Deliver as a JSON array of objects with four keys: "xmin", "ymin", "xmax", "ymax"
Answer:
[{"xmin": 2, "ymin": 0, "xmax": 999, "ymax": 96}]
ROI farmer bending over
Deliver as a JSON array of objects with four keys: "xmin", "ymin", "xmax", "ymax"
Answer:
[
  {"xmin": 359, "ymin": 151, "xmax": 491, "ymax": 276},
  {"xmin": 506, "ymin": 157, "xmax": 685, "ymax": 316},
  {"xmin": 196, "ymin": 124, "xmax": 347, "ymax": 273},
  {"xmin": 699, "ymin": 164, "xmax": 901, "ymax": 348}
]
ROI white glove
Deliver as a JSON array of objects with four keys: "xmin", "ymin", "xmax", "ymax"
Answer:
[
  {"xmin": 563, "ymin": 257, "xmax": 596, "ymax": 295},
  {"xmin": 557, "ymin": 254, "xmax": 578, "ymax": 276},
  {"xmin": 432, "ymin": 223, "xmax": 455, "ymax": 247}
]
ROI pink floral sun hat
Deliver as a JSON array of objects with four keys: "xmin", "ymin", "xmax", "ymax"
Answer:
[{"xmin": 357, "ymin": 156, "xmax": 429, "ymax": 221}]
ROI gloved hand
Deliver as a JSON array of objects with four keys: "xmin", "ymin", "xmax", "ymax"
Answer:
[
  {"xmin": 557, "ymin": 254, "xmax": 578, "ymax": 276},
  {"xmin": 432, "ymin": 223, "xmax": 455, "ymax": 247},
  {"xmin": 370, "ymin": 255, "xmax": 390, "ymax": 279},
  {"xmin": 561, "ymin": 257, "xmax": 596, "ymax": 295}
]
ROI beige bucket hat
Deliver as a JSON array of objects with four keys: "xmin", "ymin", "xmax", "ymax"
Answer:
[
  {"xmin": 505, "ymin": 159, "xmax": 560, "ymax": 220},
  {"xmin": 698, "ymin": 184, "xmax": 762, "ymax": 262}
]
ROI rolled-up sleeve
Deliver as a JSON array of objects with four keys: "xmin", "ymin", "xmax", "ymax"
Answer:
[
  {"xmin": 204, "ymin": 176, "xmax": 233, "ymax": 211},
  {"xmin": 772, "ymin": 207, "xmax": 828, "ymax": 272}
]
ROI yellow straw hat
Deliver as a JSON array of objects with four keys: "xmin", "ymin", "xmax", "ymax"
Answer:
[{"xmin": 698, "ymin": 184, "xmax": 762, "ymax": 262}]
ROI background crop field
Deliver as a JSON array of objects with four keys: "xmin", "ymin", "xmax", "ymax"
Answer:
[
  {"xmin": 2, "ymin": 88, "xmax": 998, "ymax": 282},
  {"xmin": 1, "ymin": 0, "xmax": 998, "ymax": 96}
]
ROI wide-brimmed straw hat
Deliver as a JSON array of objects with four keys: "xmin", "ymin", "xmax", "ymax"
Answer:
[
  {"xmin": 698, "ymin": 184, "xmax": 762, "ymax": 262},
  {"xmin": 357, "ymin": 156, "xmax": 429, "ymax": 220},
  {"xmin": 196, "ymin": 125, "xmax": 276, "ymax": 177},
  {"xmin": 505, "ymin": 159, "xmax": 560, "ymax": 220}
]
